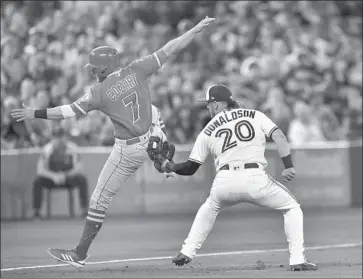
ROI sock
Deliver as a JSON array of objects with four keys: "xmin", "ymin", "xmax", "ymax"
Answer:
[
  {"xmin": 181, "ymin": 197, "xmax": 220, "ymax": 259},
  {"xmin": 283, "ymin": 206, "xmax": 306, "ymax": 265},
  {"xmin": 75, "ymin": 208, "xmax": 105, "ymax": 257}
]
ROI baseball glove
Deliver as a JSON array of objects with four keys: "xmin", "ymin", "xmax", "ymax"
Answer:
[{"xmin": 147, "ymin": 136, "xmax": 175, "ymax": 173}]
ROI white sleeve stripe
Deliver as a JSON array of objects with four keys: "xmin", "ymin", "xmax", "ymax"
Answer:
[
  {"xmin": 73, "ymin": 102, "xmax": 87, "ymax": 115},
  {"xmin": 268, "ymin": 126, "xmax": 278, "ymax": 138},
  {"xmin": 188, "ymin": 158, "xmax": 203, "ymax": 165},
  {"xmin": 153, "ymin": 52, "xmax": 161, "ymax": 68},
  {"xmin": 60, "ymin": 105, "xmax": 76, "ymax": 118}
]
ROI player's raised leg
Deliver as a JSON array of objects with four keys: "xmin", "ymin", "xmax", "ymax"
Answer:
[
  {"xmin": 48, "ymin": 143, "xmax": 148, "ymax": 267},
  {"xmin": 252, "ymin": 173, "xmax": 317, "ymax": 271}
]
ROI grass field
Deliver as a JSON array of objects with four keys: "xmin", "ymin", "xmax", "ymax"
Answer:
[{"xmin": 1, "ymin": 207, "xmax": 362, "ymax": 278}]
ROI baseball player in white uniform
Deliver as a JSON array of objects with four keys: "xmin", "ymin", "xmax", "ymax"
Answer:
[{"xmin": 158, "ymin": 84, "xmax": 318, "ymax": 271}]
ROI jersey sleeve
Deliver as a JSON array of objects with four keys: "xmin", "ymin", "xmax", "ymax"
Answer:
[
  {"xmin": 151, "ymin": 105, "xmax": 166, "ymax": 133},
  {"xmin": 188, "ymin": 133, "xmax": 209, "ymax": 165},
  {"xmin": 256, "ymin": 111, "xmax": 279, "ymax": 138},
  {"xmin": 70, "ymin": 85, "xmax": 101, "ymax": 116},
  {"xmin": 130, "ymin": 48, "xmax": 168, "ymax": 77}
]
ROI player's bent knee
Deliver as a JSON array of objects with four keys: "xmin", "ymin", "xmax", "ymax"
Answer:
[
  {"xmin": 278, "ymin": 199, "xmax": 301, "ymax": 212},
  {"xmin": 89, "ymin": 198, "xmax": 108, "ymax": 211},
  {"xmin": 89, "ymin": 190, "xmax": 113, "ymax": 211},
  {"xmin": 205, "ymin": 196, "xmax": 221, "ymax": 213},
  {"xmin": 283, "ymin": 204, "xmax": 303, "ymax": 216}
]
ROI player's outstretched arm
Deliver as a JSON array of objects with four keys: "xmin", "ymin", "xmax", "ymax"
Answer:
[
  {"xmin": 11, "ymin": 104, "xmax": 76, "ymax": 122},
  {"xmin": 271, "ymin": 128, "xmax": 296, "ymax": 182},
  {"xmin": 131, "ymin": 17, "xmax": 215, "ymax": 77},
  {"xmin": 162, "ymin": 16, "xmax": 215, "ymax": 57},
  {"xmin": 149, "ymin": 130, "xmax": 207, "ymax": 176},
  {"xmin": 162, "ymin": 130, "xmax": 207, "ymax": 175},
  {"xmin": 164, "ymin": 160, "xmax": 201, "ymax": 176}
]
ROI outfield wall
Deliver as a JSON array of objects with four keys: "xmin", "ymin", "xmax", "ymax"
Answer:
[{"xmin": 1, "ymin": 140, "xmax": 361, "ymax": 220}]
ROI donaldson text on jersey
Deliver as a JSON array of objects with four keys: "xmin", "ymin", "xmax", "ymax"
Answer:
[{"xmin": 204, "ymin": 109, "xmax": 256, "ymax": 136}]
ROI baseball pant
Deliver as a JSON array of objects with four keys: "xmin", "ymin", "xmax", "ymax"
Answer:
[
  {"xmin": 89, "ymin": 125, "xmax": 166, "ymax": 211},
  {"xmin": 180, "ymin": 168, "xmax": 306, "ymax": 265},
  {"xmin": 33, "ymin": 174, "xmax": 89, "ymax": 211},
  {"xmin": 75, "ymin": 125, "xmax": 167, "ymax": 257}
]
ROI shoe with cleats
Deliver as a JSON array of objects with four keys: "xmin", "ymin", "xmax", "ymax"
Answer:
[
  {"xmin": 47, "ymin": 248, "xmax": 88, "ymax": 268},
  {"xmin": 290, "ymin": 261, "xmax": 318, "ymax": 271},
  {"xmin": 172, "ymin": 252, "xmax": 192, "ymax": 266}
]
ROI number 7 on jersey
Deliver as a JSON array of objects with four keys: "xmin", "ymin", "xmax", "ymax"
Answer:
[{"xmin": 122, "ymin": 91, "xmax": 140, "ymax": 123}]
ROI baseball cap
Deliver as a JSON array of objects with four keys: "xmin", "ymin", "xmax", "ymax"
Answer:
[{"xmin": 198, "ymin": 84, "xmax": 233, "ymax": 104}]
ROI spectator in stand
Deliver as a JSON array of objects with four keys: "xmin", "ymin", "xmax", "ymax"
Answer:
[
  {"xmin": 1, "ymin": 95, "xmax": 33, "ymax": 149},
  {"xmin": 20, "ymin": 78, "xmax": 37, "ymax": 107},
  {"xmin": 310, "ymin": 94, "xmax": 344, "ymax": 141},
  {"xmin": 26, "ymin": 90, "xmax": 53, "ymax": 147},
  {"xmin": 288, "ymin": 101, "xmax": 326, "ymax": 145},
  {"xmin": 1, "ymin": 34, "xmax": 27, "ymax": 94},
  {"xmin": 260, "ymin": 85, "xmax": 292, "ymax": 136}
]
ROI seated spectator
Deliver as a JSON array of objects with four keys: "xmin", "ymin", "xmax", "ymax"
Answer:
[{"xmin": 32, "ymin": 126, "xmax": 89, "ymax": 219}]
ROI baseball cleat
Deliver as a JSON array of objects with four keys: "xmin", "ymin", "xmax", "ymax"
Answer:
[
  {"xmin": 290, "ymin": 261, "xmax": 318, "ymax": 271},
  {"xmin": 47, "ymin": 248, "xmax": 88, "ymax": 268},
  {"xmin": 172, "ymin": 252, "xmax": 192, "ymax": 266}
]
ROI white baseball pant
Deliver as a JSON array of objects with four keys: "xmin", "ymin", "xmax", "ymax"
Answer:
[{"xmin": 180, "ymin": 167, "xmax": 306, "ymax": 265}]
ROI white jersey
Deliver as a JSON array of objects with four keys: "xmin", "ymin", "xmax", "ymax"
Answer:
[
  {"xmin": 189, "ymin": 108, "xmax": 278, "ymax": 171},
  {"xmin": 151, "ymin": 104, "xmax": 166, "ymax": 130}
]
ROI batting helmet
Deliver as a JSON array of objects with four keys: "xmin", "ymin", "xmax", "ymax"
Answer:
[{"xmin": 84, "ymin": 46, "xmax": 121, "ymax": 81}]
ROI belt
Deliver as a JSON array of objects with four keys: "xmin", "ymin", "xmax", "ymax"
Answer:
[
  {"xmin": 219, "ymin": 162, "xmax": 259, "ymax": 171},
  {"xmin": 115, "ymin": 129, "xmax": 151, "ymax": 146}
]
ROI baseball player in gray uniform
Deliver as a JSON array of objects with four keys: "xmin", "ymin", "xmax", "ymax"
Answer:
[
  {"xmin": 152, "ymin": 84, "xmax": 318, "ymax": 271},
  {"xmin": 11, "ymin": 16, "xmax": 215, "ymax": 268}
]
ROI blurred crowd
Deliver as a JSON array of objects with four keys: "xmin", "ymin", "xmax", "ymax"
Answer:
[{"xmin": 1, "ymin": 1, "xmax": 362, "ymax": 149}]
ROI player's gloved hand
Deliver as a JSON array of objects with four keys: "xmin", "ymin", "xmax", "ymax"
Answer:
[
  {"xmin": 147, "ymin": 136, "xmax": 163, "ymax": 161},
  {"xmin": 161, "ymin": 140, "xmax": 175, "ymax": 162},
  {"xmin": 147, "ymin": 136, "xmax": 175, "ymax": 173},
  {"xmin": 153, "ymin": 156, "xmax": 168, "ymax": 173},
  {"xmin": 282, "ymin": 167, "xmax": 296, "ymax": 182}
]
